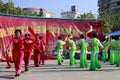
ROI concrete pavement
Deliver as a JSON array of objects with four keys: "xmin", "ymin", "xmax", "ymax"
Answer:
[{"xmin": 0, "ymin": 60, "xmax": 120, "ymax": 80}]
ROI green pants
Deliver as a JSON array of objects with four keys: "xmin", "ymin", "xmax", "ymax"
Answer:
[
  {"xmin": 57, "ymin": 50, "xmax": 63, "ymax": 65},
  {"xmin": 80, "ymin": 50, "xmax": 88, "ymax": 68},
  {"xmin": 90, "ymin": 51, "xmax": 101, "ymax": 71},
  {"xmin": 102, "ymin": 50, "xmax": 108, "ymax": 62},
  {"xmin": 115, "ymin": 51, "xmax": 120, "ymax": 67},
  {"xmin": 69, "ymin": 51, "xmax": 76, "ymax": 66},
  {"xmin": 110, "ymin": 50, "xmax": 115, "ymax": 65}
]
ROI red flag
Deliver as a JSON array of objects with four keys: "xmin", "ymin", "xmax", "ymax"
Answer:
[{"xmin": 28, "ymin": 26, "xmax": 37, "ymax": 39}]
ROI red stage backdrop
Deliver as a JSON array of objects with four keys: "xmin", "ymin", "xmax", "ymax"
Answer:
[{"xmin": 0, "ymin": 16, "xmax": 103, "ymax": 61}]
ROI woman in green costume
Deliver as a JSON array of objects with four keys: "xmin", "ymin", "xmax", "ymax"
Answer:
[
  {"xmin": 55, "ymin": 36, "xmax": 65, "ymax": 65},
  {"xmin": 89, "ymin": 32, "xmax": 103, "ymax": 71},
  {"xmin": 76, "ymin": 34, "xmax": 88, "ymax": 68},
  {"xmin": 111, "ymin": 36, "xmax": 120, "ymax": 67},
  {"xmin": 110, "ymin": 36, "xmax": 116, "ymax": 65},
  {"xmin": 67, "ymin": 36, "xmax": 77, "ymax": 66},
  {"xmin": 102, "ymin": 37, "xmax": 109, "ymax": 63}
]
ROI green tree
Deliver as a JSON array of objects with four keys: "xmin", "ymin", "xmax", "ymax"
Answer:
[
  {"xmin": 0, "ymin": 0, "xmax": 4, "ymax": 13},
  {"xmin": 113, "ymin": 11, "xmax": 120, "ymax": 31},
  {"xmin": 0, "ymin": 0, "xmax": 46, "ymax": 17},
  {"xmin": 99, "ymin": 8, "xmax": 115, "ymax": 34},
  {"xmin": 81, "ymin": 11, "xmax": 95, "ymax": 19},
  {"xmin": 3, "ymin": 0, "xmax": 16, "ymax": 14}
]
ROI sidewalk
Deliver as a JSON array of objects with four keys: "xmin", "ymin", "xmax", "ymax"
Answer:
[{"xmin": 0, "ymin": 60, "xmax": 120, "ymax": 80}]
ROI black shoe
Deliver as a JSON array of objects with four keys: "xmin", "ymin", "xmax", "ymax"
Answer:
[
  {"xmin": 58, "ymin": 63, "xmax": 61, "ymax": 65},
  {"xmin": 116, "ymin": 65, "xmax": 119, "ymax": 67},
  {"xmin": 97, "ymin": 66, "xmax": 101, "ymax": 69},
  {"xmin": 90, "ymin": 69, "xmax": 96, "ymax": 71},
  {"xmin": 25, "ymin": 68, "xmax": 29, "ymax": 71},
  {"xmin": 111, "ymin": 64, "xmax": 114, "ymax": 65},
  {"xmin": 15, "ymin": 74, "xmax": 20, "ymax": 77},
  {"xmin": 35, "ymin": 65, "xmax": 40, "ymax": 67}
]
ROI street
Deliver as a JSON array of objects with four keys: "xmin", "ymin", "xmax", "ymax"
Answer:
[{"xmin": 0, "ymin": 60, "xmax": 120, "ymax": 80}]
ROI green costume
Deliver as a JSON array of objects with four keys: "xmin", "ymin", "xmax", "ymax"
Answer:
[
  {"xmin": 68, "ymin": 39, "xmax": 76, "ymax": 66},
  {"xmin": 111, "ymin": 40, "xmax": 120, "ymax": 67},
  {"xmin": 55, "ymin": 40, "xmax": 65, "ymax": 65},
  {"xmin": 90, "ymin": 38, "xmax": 103, "ymax": 71},
  {"xmin": 102, "ymin": 41, "xmax": 109, "ymax": 62},
  {"xmin": 110, "ymin": 39, "xmax": 115, "ymax": 65},
  {"xmin": 76, "ymin": 39, "xmax": 88, "ymax": 68}
]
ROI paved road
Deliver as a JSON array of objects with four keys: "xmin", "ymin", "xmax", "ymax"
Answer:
[{"xmin": 0, "ymin": 60, "xmax": 120, "ymax": 80}]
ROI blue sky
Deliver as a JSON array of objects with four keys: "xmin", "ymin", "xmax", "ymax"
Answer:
[{"xmin": 3, "ymin": 0, "xmax": 98, "ymax": 17}]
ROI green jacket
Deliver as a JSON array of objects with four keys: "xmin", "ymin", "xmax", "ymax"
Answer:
[
  {"xmin": 111, "ymin": 40, "xmax": 120, "ymax": 51},
  {"xmin": 90, "ymin": 38, "xmax": 103, "ymax": 51},
  {"xmin": 55, "ymin": 40, "xmax": 65, "ymax": 50},
  {"xmin": 76, "ymin": 39, "xmax": 88, "ymax": 50},
  {"xmin": 68, "ymin": 39, "xmax": 76, "ymax": 51}
]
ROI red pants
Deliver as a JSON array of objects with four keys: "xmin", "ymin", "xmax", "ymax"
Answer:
[
  {"xmin": 13, "ymin": 50, "xmax": 24, "ymax": 75},
  {"xmin": 24, "ymin": 50, "xmax": 32, "ymax": 69},
  {"xmin": 40, "ymin": 52, "xmax": 45, "ymax": 65},
  {"xmin": 33, "ymin": 50, "xmax": 40, "ymax": 67}
]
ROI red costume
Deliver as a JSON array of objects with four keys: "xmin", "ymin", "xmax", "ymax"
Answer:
[
  {"xmin": 33, "ymin": 39, "xmax": 41, "ymax": 67},
  {"xmin": 40, "ymin": 40, "xmax": 46, "ymax": 65},
  {"xmin": 24, "ymin": 37, "xmax": 34, "ymax": 71},
  {"xmin": 8, "ymin": 37, "xmax": 24, "ymax": 75}
]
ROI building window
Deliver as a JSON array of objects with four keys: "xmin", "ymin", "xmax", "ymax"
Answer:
[
  {"xmin": 117, "ymin": 2, "xmax": 120, "ymax": 5},
  {"xmin": 68, "ymin": 14, "xmax": 70, "ymax": 17}
]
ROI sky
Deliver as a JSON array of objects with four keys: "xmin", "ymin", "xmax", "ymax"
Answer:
[{"xmin": 3, "ymin": 0, "xmax": 98, "ymax": 17}]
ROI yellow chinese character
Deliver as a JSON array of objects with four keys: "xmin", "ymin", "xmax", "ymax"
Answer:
[
  {"xmin": 73, "ymin": 30, "xmax": 79, "ymax": 36},
  {"xmin": 34, "ymin": 26, "xmax": 40, "ymax": 33},
  {"xmin": 58, "ymin": 27, "xmax": 60, "ymax": 34},
  {"xmin": 0, "ymin": 29, "xmax": 6, "ymax": 37},
  {"xmin": 25, "ymin": 26, "xmax": 29, "ymax": 33},
  {"xmin": 60, "ymin": 27, "xmax": 64, "ymax": 34},
  {"xmin": 50, "ymin": 27, "xmax": 55, "ymax": 33},
  {"xmin": 41, "ymin": 26, "xmax": 46, "ymax": 33},
  {"xmin": 7, "ymin": 27, "xmax": 14, "ymax": 36}
]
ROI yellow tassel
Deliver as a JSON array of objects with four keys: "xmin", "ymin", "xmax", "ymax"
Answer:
[
  {"xmin": 86, "ymin": 25, "xmax": 93, "ymax": 35},
  {"xmin": 51, "ymin": 31, "xmax": 56, "ymax": 37}
]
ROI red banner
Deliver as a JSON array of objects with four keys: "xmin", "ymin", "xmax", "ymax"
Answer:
[{"xmin": 0, "ymin": 16, "xmax": 103, "ymax": 61}]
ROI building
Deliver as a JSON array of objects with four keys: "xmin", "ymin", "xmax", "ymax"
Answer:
[
  {"xmin": 23, "ymin": 8, "xmax": 40, "ymax": 14},
  {"xmin": 23, "ymin": 8, "xmax": 56, "ymax": 18},
  {"xmin": 39, "ymin": 8, "xmax": 55, "ymax": 18},
  {"xmin": 61, "ymin": 5, "xmax": 81, "ymax": 19},
  {"xmin": 98, "ymin": 0, "xmax": 120, "ymax": 15}
]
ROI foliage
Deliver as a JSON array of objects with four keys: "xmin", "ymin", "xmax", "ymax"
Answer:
[
  {"xmin": 0, "ymin": 0, "xmax": 45, "ymax": 17},
  {"xmin": 81, "ymin": 11, "xmax": 95, "ymax": 19},
  {"xmin": 98, "ymin": 7, "xmax": 120, "ymax": 34}
]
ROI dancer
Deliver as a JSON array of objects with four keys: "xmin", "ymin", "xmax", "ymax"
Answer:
[
  {"xmin": 24, "ymin": 34, "xmax": 34, "ymax": 71},
  {"xmin": 111, "ymin": 36, "xmax": 120, "ymax": 67},
  {"xmin": 102, "ymin": 36, "xmax": 109, "ymax": 63},
  {"xmin": 76, "ymin": 34, "xmax": 88, "ymax": 68},
  {"xmin": 89, "ymin": 32, "xmax": 103, "ymax": 71},
  {"xmin": 110, "ymin": 36, "xmax": 115, "ymax": 65},
  {"xmin": 67, "ymin": 35, "xmax": 76, "ymax": 66},
  {"xmin": 39, "ymin": 36, "xmax": 46, "ymax": 65},
  {"xmin": 7, "ymin": 29, "xmax": 24, "ymax": 76},
  {"xmin": 33, "ymin": 34, "xmax": 41, "ymax": 67},
  {"xmin": 55, "ymin": 36, "xmax": 65, "ymax": 65}
]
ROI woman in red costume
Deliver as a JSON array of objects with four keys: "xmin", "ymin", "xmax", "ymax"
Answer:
[
  {"xmin": 33, "ymin": 34, "xmax": 41, "ymax": 67},
  {"xmin": 7, "ymin": 29, "xmax": 24, "ymax": 77},
  {"xmin": 39, "ymin": 36, "xmax": 46, "ymax": 65},
  {"xmin": 24, "ymin": 34, "xmax": 34, "ymax": 71}
]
